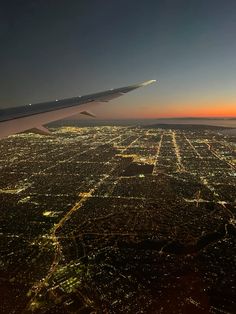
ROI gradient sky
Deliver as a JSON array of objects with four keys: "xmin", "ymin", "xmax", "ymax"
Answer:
[{"xmin": 0, "ymin": 0, "xmax": 236, "ymax": 118}]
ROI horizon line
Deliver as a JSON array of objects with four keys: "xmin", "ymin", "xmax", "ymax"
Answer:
[{"xmin": 68, "ymin": 116, "xmax": 236, "ymax": 120}]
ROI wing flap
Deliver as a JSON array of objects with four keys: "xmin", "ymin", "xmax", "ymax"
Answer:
[
  {"xmin": 26, "ymin": 126, "xmax": 52, "ymax": 135},
  {"xmin": 80, "ymin": 111, "xmax": 96, "ymax": 118}
]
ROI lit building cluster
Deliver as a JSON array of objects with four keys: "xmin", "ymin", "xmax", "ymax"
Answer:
[{"xmin": 0, "ymin": 125, "xmax": 235, "ymax": 313}]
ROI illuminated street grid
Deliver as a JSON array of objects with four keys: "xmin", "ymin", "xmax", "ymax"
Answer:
[{"xmin": 0, "ymin": 125, "xmax": 235, "ymax": 313}]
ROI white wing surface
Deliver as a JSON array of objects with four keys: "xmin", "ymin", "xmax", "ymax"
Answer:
[{"xmin": 0, "ymin": 80, "xmax": 156, "ymax": 139}]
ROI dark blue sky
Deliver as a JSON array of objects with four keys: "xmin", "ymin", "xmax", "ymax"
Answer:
[{"xmin": 1, "ymin": 0, "xmax": 236, "ymax": 117}]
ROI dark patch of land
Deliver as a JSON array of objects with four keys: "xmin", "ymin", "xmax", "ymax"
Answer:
[
  {"xmin": 122, "ymin": 162, "xmax": 154, "ymax": 176},
  {"xmin": 220, "ymin": 128, "xmax": 236, "ymax": 136}
]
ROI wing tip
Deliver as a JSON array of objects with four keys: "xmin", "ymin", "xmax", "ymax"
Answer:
[{"xmin": 140, "ymin": 79, "xmax": 157, "ymax": 86}]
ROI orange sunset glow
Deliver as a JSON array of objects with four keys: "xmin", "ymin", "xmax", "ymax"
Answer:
[{"xmin": 93, "ymin": 97, "xmax": 236, "ymax": 120}]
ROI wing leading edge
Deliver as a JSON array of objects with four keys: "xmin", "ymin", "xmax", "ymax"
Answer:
[{"xmin": 0, "ymin": 80, "xmax": 156, "ymax": 139}]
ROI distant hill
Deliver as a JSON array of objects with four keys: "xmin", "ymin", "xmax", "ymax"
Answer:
[{"xmin": 142, "ymin": 123, "xmax": 234, "ymax": 131}]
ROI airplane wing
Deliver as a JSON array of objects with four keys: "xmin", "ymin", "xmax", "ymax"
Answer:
[{"xmin": 0, "ymin": 80, "xmax": 156, "ymax": 139}]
